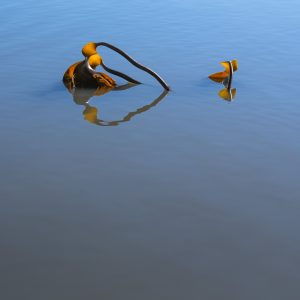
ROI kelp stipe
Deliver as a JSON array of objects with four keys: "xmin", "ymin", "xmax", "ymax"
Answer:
[{"xmin": 95, "ymin": 42, "xmax": 170, "ymax": 91}]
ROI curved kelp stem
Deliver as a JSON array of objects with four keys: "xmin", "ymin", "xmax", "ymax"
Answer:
[
  {"xmin": 96, "ymin": 42, "xmax": 170, "ymax": 91},
  {"xmin": 101, "ymin": 62, "xmax": 141, "ymax": 84},
  {"xmin": 88, "ymin": 89, "xmax": 169, "ymax": 126},
  {"xmin": 227, "ymin": 60, "xmax": 233, "ymax": 90}
]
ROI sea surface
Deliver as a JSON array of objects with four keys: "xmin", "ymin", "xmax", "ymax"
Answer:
[{"xmin": 0, "ymin": 0, "xmax": 300, "ymax": 299}]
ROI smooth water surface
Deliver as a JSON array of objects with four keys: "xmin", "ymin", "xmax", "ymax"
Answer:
[{"xmin": 1, "ymin": 0, "xmax": 300, "ymax": 299}]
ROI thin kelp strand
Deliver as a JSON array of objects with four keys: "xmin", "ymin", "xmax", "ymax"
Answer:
[
  {"xmin": 227, "ymin": 61, "xmax": 233, "ymax": 90},
  {"xmin": 96, "ymin": 42, "xmax": 170, "ymax": 90},
  {"xmin": 101, "ymin": 62, "xmax": 141, "ymax": 84}
]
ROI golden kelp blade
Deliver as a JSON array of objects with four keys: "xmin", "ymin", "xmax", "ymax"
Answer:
[
  {"xmin": 63, "ymin": 61, "xmax": 81, "ymax": 81},
  {"xmin": 220, "ymin": 60, "xmax": 238, "ymax": 72},
  {"xmin": 208, "ymin": 71, "xmax": 229, "ymax": 83},
  {"xmin": 218, "ymin": 88, "xmax": 237, "ymax": 101},
  {"xmin": 93, "ymin": 73, "xmax": 116, "ymax": 87},
  {"xmin": 63, "ymin": 61, "xmax": 82, "ymax": 91},
  {"xmin": 231, "ymin": 59, "xmax": 238, "ymax": 71}
]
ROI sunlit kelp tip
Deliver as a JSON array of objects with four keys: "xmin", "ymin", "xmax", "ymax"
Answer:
[
  {"xmin": 220, "ymin": 59, "xmax": 238, "ymax": 73},
  {"xmin": 88, "ymin": 54, "xmax": 102, "ymax": 68},
  {"xmin": 208, "ymin": 71, "xmax": 229, "ymax": 83},
  {"xmin": 208, "ymin": 59, "xmax": 238, "ymax": 83},
  {"xmin": 82, "ymin": 42, "xmax": 98, "ymax": 57}
]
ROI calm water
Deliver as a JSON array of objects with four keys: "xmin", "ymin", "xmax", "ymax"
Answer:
[{"xmin": 1, "ymin": 0, "xmax": 300, "ymax": 299}]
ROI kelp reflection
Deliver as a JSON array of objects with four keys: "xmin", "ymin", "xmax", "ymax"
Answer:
[
  {"xmin": 64, "ymin": 83, "xmax": 169, "ymax": 126},
  {"xmin": 209, "ymin": 60, "xmax": 238, "ymax": 101}
]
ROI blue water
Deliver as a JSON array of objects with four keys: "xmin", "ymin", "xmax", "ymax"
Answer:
[{"xmin": 1, "ymin": 0, "xmax": 300, "ymax": 299}]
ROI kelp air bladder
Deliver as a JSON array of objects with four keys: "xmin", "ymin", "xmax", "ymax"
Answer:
[{"xmin": 82, "ymin": 42, "xmax": 170, "ymax": 91}]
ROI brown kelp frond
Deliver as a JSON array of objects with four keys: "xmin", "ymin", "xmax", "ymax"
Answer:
[
  {"xmin": 63, "ymin": 61, "xmax": 82, "ymax": 90},
  {"xmin": 93, "ymin": 72, "xmax": 116, "ymax": 88}
]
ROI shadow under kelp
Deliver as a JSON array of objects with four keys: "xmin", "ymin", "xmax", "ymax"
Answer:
[{"xmin": 64, "ymin": 83, "xmax": 169, "ymax": 126}]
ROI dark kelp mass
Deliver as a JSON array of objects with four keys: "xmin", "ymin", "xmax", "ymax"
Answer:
[{"xmin": 63, "ymin": 42, "xmax": 170, "ymax": 91}]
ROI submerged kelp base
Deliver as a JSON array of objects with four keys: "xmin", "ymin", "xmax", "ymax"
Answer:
[
  {"xmin": 63, "ymin": 42, "xmax": 170, "ymax": 91},
  {"xmin": 63, "ymin": 53, "xmax": 116, "ymax": 90},
  {"xmin": 208, "ymin": 60, "xmax": 238, "ymax": 101}
]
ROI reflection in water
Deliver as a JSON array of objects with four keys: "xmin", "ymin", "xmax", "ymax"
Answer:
[
  {"xmin": 209, "ymin": 60, "xmax": 238, "ymax": 101},
  {"xmin": 64, "ymin": 83, "xmax": 169, "ymax": 126},
  {"xmin": 218, "ymin": 86, "xmax": 237, "ymax": 101}
]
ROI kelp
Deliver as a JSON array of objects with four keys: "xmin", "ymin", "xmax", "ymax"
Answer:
[
  {"xmin": 63, "ymin": 42, "xmax": 170, "ymax": 126},
  {"xmin": 209, "ymin": 60, "xmax": 238, "ymax": 83},
  {"xmin": 63, "ymin": 42, "xmax": 170, "ymax": 91},
  {"xmin": 208, "ymin": 60, "xmax": 238, "ymax": 101},
  {"xmin": 65, "ymin": 83, "xmax": 168, "ymax": 126}
]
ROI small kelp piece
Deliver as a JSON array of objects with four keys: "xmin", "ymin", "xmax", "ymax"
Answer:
[
  {"xmin": 208, "ymin": 60, "xmax": 238, "ymax": 101},
  {"xmin": 63, "ymin": 41, "xmax": 170, "ymax": 91},
  {"xmin": 208, "ymin": 59, "xmax": 238, "ymax": 83}
]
